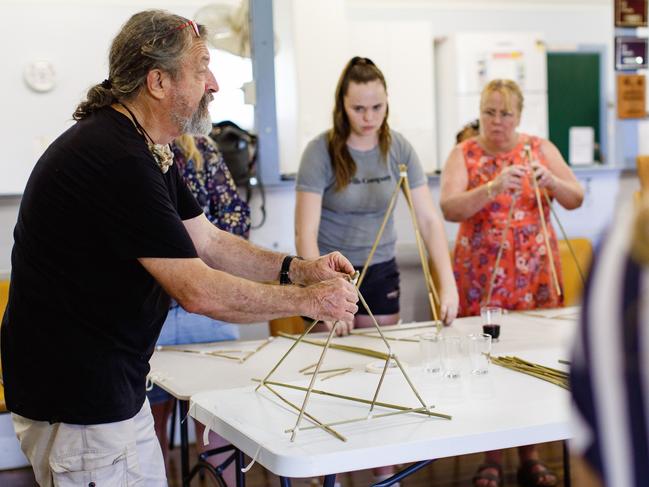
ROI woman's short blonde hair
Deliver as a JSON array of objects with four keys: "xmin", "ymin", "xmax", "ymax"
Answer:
[{"xmin": 480, "ymin": 79, "xmax": 524, "ymax": 114}]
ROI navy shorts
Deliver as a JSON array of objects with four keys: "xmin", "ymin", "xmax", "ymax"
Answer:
[{"xmin": 355, "ymin": 258, "xmax": 400, "ymax": 315}]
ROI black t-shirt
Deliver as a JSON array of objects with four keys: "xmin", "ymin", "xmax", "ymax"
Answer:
[{"xmin": 0, "ymin": 108, "xmax": 202, "ymax": 424}]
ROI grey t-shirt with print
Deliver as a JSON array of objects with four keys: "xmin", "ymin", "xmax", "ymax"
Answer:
[{"xmin": 296, "ymin": 130, "xmax": 427, "ymax": 267}]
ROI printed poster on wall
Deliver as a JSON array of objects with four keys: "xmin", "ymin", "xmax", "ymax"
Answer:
[{"xmin": 615, "ymin": 0, "xmax": 648, "ymax": 27}]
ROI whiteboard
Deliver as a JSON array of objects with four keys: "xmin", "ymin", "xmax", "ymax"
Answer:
[{"xmin": 0, "ymin": 3, "xmax": 196, "ymax": 195}]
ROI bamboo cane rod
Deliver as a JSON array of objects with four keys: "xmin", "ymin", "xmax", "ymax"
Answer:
[
  {"xmin": 357, "ymin": 175, "xmax": 404, "ymax": 289},
  {"xmin": 368, "ymin": 356, "xmax": 392, "ymax": 415},
  {"xmin": 544, "ymin": 191, "xmax": 587, "ymax": 286},
  {"xmin": 355, "ymin": 334, "xmax": 420, "ymax": 343},
  {"xmin": 399, "ymin": 168, "xmax": 441, "ymax": 322},
  {"xmin": 486, "ymin": 194, "xmax": 517, "ymax": 305},
  {"xmin": 255, "ymin": 318, "xmax": 321, "ymax": 391},
  {"xmin": 303, "ymin": 367, "xmax": 352, "ymax": 375},
  {"xmin": 349, "ymin": 322, "xmax": 438, "ymax": 335},
  {"xmin": 391, "ymin": 354, "xmax": 430, "ymax": 411},
  {"xmin": 251, "ymin": 378, "xmax": 452, "ymax": 419},
  {"xmin": 525, "ymin": 145, "xmax": 562, "ymax": 297},
  {"xmin": 291, "ymin": 322, "xmax": 339, "ymax": 441},
  {"xmin": 299, "ymin": 362, "xmax": 318, "ymax": 373},
  {"xmin": 491, "ymin": 356, "xmax": 569, "ymax": 389},
  {"xmin": 285, "ymin": 406, "xmax": 433, "ymax": 433},
  {"xmin": 355, "ymin": 287, "xmax": 394, "ymax": 355},
  {"xmin": 320, "ymin": 368, "xmax": 352, "ymax": 381},
  {"xmin": 263, "ymin": 384, "xmax": 346, "ymax": 442},
  {"xmin": 241, "ymin": 338, "xmax": 273, "ymax": 362},
  {"xmin": 277, "ymin": 332, "xmax": 390, "ymax": 360}
]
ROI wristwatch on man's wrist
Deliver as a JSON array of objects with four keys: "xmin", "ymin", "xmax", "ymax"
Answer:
[{"xmin": 280, "ymin": 255, "xmax": 303, "ymax": 285}]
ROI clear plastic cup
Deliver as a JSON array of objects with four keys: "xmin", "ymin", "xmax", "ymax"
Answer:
[
  {"xmin": 481, "ymin": 305, "xmax": 502, "ymax": 341},
  {"xmin": 419, "ymin": 332, "xmax": 442, "ymax": 374},
  {"xmin": 441, "ymin": 335, "xmax": 463, "ymax": 379},
  {"xmin": 468, "ymin": 333, "xmax": 492, "ymax": 375}
]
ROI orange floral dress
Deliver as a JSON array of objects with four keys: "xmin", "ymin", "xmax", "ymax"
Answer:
[{"xmin": 453, "ymin": 135, "xmax": 563, "ymax": 317}]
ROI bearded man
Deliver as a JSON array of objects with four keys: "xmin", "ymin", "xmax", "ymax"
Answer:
[{"xmin": 1, "ymin": 10, "xmax": 357, "ymax": 486}]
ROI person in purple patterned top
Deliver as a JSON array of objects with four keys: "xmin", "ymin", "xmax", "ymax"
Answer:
[{"xmin": 147, "ymin": 134, "xmax": 251, "ymax": 482}]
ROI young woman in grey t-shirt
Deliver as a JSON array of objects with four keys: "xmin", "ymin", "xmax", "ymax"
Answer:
[{"xmin": 295, "ymin": 56, "xmax": 458, "ymax": 336}]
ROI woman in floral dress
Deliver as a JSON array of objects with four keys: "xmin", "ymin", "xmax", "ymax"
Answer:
[
  {"xmin": 440, "ymin": 79, "xmax": 584, "ymax": 487},
  {"xmin": 441, "ymin": 79, "xmax": 584, "ymax": 318}
]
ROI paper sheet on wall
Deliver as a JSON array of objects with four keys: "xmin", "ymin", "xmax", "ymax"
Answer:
[{"xmin": 569, "ymin": 126, "xmax": 594, "ymax": 165}]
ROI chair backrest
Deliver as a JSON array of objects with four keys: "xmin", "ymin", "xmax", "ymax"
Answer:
[
  {"xmin": 559, "ymin": 238, "xmax": 593, "ymax": 307},
  {"xmin": 268, "ymin": 316, "xmax": 306, "ymax": 337},
  {"xmin": 0, "ymin": 280, "xmax": 8, "ymax": 413},
  {"xmin": 0, "ymin": 280, "xmax": 8, "ymax": 319}
]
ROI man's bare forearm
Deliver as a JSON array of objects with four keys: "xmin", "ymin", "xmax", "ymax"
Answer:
[{"xmin": 200, "ymin": 229, "xmax": 285, "ymax": 282}]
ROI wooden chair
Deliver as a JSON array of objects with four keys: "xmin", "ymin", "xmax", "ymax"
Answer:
[{"xmin": 558, "ymin": 238, "xmax": 593, "ymax": 307}]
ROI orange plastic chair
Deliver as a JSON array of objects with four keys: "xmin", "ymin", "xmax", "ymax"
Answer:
[
  {"xmin": 0, "ymin": 279, "xmax": 9, "ymax": 413},
  {"xmin": 558, "ymin": 239, "xmax": 593, "ymax": 307},
  {"xmin": 268, "ymin": 316, "xmax": 306, "ymax": 337}
]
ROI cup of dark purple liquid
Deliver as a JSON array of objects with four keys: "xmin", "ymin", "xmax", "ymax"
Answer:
[{"xmin": 481, "ymin": 306, "xmax": 502, "ymax": 341}]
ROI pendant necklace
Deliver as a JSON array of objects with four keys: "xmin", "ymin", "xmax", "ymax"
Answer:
[{"xmin": 119, "ymin": 102, "xmax": 174, "ymax": 174}]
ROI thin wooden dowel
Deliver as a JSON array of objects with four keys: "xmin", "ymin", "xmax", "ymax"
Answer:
[
  {"xmin": 357, "ymin": 175, "xmax": 404, "ymax": 289},
  {"xmin": 356, "ymin": 334, "xmax": 420, "ymax": 343},
  {"xmin": 355, "ymin": 287, "xmax": 394, "ymax": 355},
  {"xmin": 486, "ymin": 194, "xmax": 517, "ymax": 305},
  {"xmin": 241, "ymin": 337, "xmax": 273, "ymax": 362},
  {"xmin": 277, "ymin": 332, "xmax": 389, "ymax": 360},
  {"xmin": 263, "ymin": 384, "xmax": 346, "ymax": 442},
  {"xmin": 320, "ymin": 368, "xmax": 352, "ymax": 381},
  {"xmin": 544, "ymin": 191, "xmax": 586, "ymax": 286},
  {"xmin": 299, "ymin": 362, "xmax": 318, "ymax": 373},
  {"xmin": 525, "ymin": 145, "xmax": 561, "ymax": 297},
  {"xmin": 349, "ymin": 322, "xmax": 438, "ymax": 335},
  {"xmin": 491, "ymin": 355, "xmax": 569, "ymax": 389},
  {"xmin": 251, "ymin": 378, "xmax": 452, "ymax": 420},
  {"xmin": 255, "ymin": 318, "xmax": 321, "ymax": 391},
  {"xmin": 285, "ymin": 406, "xmax": 435, "ymax": 433},
  {"xmin": 391, "ymin": 354, "xmax": 430, "ymax": 411},
  {"xmin": 400, "ymin": 169, "xmax": 441, "ymax": 321},
  {"xmin": 303, "ymin": 367, "xmax": 351, "ymax": 376},
  {"xmin": 291, "ymin": 322, "xmax": 339, "ymax": 441},
  {"xmin": 368, "ymin": 356, "xmax": 392, "ymax": 415}
]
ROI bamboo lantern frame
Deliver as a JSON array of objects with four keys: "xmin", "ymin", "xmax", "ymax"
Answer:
[{"xmin": 255, "ymin": 272, "xmax": 450, "ymax": 443}]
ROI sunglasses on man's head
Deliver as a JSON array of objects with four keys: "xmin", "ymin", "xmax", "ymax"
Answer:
[{"xmin": 175, "ymin": 20, "xmax": 200, "ymax": 38}]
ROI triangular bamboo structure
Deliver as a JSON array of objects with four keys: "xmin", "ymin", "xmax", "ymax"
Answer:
[
  {"xmin": 358, "ymin": 164, "xmax": 442, "ymax": 324},
  {"xmin": 255, "ymin": 271, "xmax": 449, "ymax": 443}
]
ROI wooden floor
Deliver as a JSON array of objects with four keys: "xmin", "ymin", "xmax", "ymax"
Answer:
[{"xmin": 0, "ymin": 441, "xmax": 571, "ymax": 486}]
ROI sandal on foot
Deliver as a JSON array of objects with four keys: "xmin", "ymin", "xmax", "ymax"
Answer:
[
  {"xmin": 473, "ymin": 461, "xmax": 504, "ymax": 487},
  {"xmin": 517, "ymin": 459, "xmax": 558, "ymax": 487}
]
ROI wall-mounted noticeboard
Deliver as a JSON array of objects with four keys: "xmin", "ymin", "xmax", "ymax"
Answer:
[
  {"xmin": 616, "ymin": 0, "xmax": 648, "ymax": 27},
  {"xmin": 615, "ymin": 36, "xmax": 649, "ymax": 70},
  {"xmin": 617, "ymin": 74, "xmax": 646, "ymax": 119}
]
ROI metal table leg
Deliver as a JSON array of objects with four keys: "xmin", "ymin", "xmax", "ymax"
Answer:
[
  {"xmin": 179, "ymin": 399, "xmax": 190, "ymax": 487},
  {"xmin": 235, "ymin": 448, "xmax": 246, "ymax": 487},
  {"xmin": 563, "ymin": 440, "xmax": 572, "ymax": 487},
  {"xmin": 322, "ymin": 474, "xmax": 337, "ymax": 487}
]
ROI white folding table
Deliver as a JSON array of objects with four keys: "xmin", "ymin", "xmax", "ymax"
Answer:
[{"xmin": 149, "ymin": 307, "xmax": 578, "ymax": 486}]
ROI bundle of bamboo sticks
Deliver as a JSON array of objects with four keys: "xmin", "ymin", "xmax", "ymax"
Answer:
[{"xmin": 490, "ymin": 355, "xmax": 569, "ymax": 389}]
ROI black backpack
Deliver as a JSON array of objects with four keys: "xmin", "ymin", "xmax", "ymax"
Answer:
[
  {"xmin": 209, "ymin": 121, "xmax": 266, "ymax": 228},
  {"xmin": 209, "ymin": 121, "xmax": 257, "ymax": 187}
]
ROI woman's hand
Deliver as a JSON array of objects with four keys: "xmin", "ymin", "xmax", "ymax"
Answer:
[
  {"xmin": 439, "ymin": 285, "xmax": 459, "ymax": 326},
  {"xmin": 493, "ymin": 165, "xmax": 527, "ymax": 195},
  {"xmin": 531, "ymin": 162, "xmax": 557, "ymax": 191},
  {"xmin": 321, "ymin": 319, "xmax": 354, "ymax": 336}
]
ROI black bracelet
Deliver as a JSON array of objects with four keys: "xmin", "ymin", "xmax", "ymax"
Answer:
[{"xmin": 279, "ymin": 255, "xmax": 302, "ymax": 285}]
